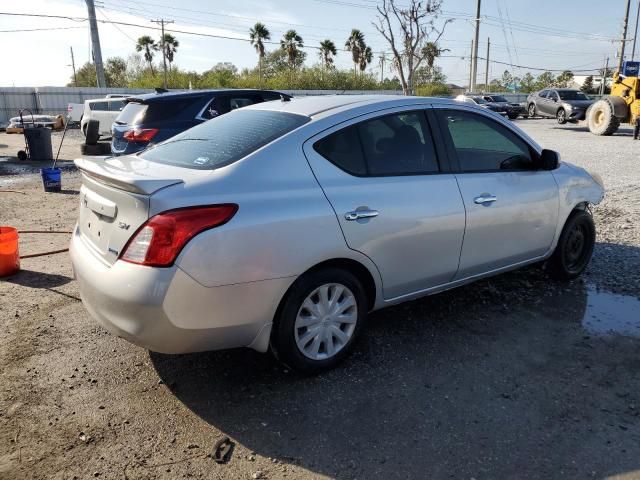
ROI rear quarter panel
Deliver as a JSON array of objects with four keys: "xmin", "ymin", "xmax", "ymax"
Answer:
[{"xmin": 149, "ymin": 131, "xmax": 383, "ymax": 298}]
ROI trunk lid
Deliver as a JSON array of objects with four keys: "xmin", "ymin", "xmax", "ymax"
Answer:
[{"xmin": 75, "ymin": 156, "xmax": 188, "ymax": 265}]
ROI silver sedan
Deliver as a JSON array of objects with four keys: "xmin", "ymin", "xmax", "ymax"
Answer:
[{"xmin": 70, "ymin": 95, "xmax": 604, "ymax": 373}]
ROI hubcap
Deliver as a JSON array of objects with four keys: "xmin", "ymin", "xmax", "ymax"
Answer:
[
  {"xmin": 594, "ymin": 109, "xmax": 604, "ymax": 127},
  {"xmin": 565, "ymin": 224, "xmax": 587, "ymax": 269},
  {"xmin": 294, "ymin": 283, "xmax": 358, "ymax": 360},
  {"xmin": 529, "ymin": 105, "xmax": 535, "ymax": 116},
  {"xmin": 558, "ymin": 111, "xmax": 565, "ymax": 122}
]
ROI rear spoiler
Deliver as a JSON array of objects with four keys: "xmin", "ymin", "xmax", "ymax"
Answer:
[{"xmin": 75, "ymin": 157, "xmax": 183, "ymax": 195}]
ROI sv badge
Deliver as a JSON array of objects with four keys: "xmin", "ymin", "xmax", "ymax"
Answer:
[{"xmin": 118, "ymin": 221, "xmax": 131, "ymax": 230}]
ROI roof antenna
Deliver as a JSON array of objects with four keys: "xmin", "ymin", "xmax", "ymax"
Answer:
[{"xmin": 280, "ymin": 94, "xmax": 291, "ymax": 102}]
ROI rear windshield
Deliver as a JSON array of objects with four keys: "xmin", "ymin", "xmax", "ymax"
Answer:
[
  {"xmin": 489, "ymin": 95, "xmax": 508, "ymax": 102},
  {"xmin": 558, "ymin": 91, "xmax": 589, "ymax": 101},
  {"xmin": 471, "ymin": 96, "xmax": 487, "ymax": 104},
  {"xmin": 139, "ymin": 109, "xmax": 310, "ymax": 170},
  {"xmin": 115, "ymin": 103, "xmax": 148, "ymax": 125}
]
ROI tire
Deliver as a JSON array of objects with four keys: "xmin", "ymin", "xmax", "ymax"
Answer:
[
  {"xmin": 528, "ymin": 103, "xmax": 537, "ymax": 118},
  {"xmin": 587, "ymin": 99, "xmax": 620, "ymax": 136},
  {"xmin": 85, "ymin": 119, "xmax": 100, "ymax": 145},
  {"xmin": 17, "ymin": 150, "xmax": 27, "ymax": 161},
  {"xmin": 547, "ymin": 210, "xmax": 596, "ymax": 280},
  {"xmin": 556, "ymin": 108, "xmax": 567, "ymax": 124},
  {"xmin": 271, "ymin": 268, "xmax": 368, "ymax": 374},
  {"xmin": 507, "ymin": 112, "xmax": 519, "ymax": 120},
  {"xmin": 81, "ymin": 142, "xmax": 111, "ymax": 156}
]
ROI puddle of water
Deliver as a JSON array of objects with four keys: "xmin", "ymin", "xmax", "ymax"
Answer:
[{"xmin": 583, "ymin": 288, "xmax": 640, "ymax": 337}]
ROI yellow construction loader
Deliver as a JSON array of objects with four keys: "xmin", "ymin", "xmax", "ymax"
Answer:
[{"xmin": 587, "ymin": 70, "xmax": 640, "ymax": 136}]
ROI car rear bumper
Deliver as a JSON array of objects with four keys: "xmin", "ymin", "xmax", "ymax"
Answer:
[{"xmin": 70, "ymin": 227, "xmax": 292, "ymax": 354}]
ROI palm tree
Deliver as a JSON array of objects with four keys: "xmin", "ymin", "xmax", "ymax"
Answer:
[
  {"xmin": 345, "ymin": 29, "xmax": 365, "ymax": 75},
  {"xmin": 136, "ymin": 35, "xmax": 156, "ymax": 75},
  {"xmin": 422, "ymin": 42, "xmax": 449, "ymax": 69},
  {"xmin": 280, "ymin": 30, "xmax": 304, "ymax": 72},
  {"xmin": 249, "ymin": 22, "xmax": 271, "ymax": 85},
  {"xmin": 318, "ymin": 39, "xmax": 337, "ymax": 70},
  {"xmin": 358, "ymin": 45, "xmax": 373, "ymax": 73},
  {"xmin": 161, "ymin": 33, "xmax": 179, "ymax": 71}
]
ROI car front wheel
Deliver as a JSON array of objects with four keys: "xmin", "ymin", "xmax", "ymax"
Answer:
[
  {"xmin": 556, "ymin": 108, "xmax": 567, "ymax": 124},
  {"xmin": 548, "ymin": 210, "xmax": 595, "ymax": 280},
  {"xmin": 271, "ymin": 268, "xmax": 367, "ymax": 374},
  {"xmin": 528, "ymin": 103, "xmax": 537, "ymax": 118}
]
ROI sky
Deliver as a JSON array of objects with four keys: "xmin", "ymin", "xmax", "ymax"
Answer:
[{"xmin": 0, "ymin": 0, "xmax": 636, "ymax": 87}]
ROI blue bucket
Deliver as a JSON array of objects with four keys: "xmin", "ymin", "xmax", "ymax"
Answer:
[{"xmin": 41, "ymin": 168, "xmax": 61, "ymax": 192}]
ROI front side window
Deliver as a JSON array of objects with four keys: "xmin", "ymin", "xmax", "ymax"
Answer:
[
  {"xmin": 437, "ymin": 110, "xmax": 533, "ymax": 172},
  {"xmin": 140, "ymin": 109, "xmax": 309, "ymax": 170},
  {"xmin": 314, "ymin": 111, "xmax": 439, "ymax": 176},
  {"xmin": 548, "ymin": 91, "xmax": 559, "ymax": 101}
]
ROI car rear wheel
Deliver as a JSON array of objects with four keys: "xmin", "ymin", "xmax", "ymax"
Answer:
[
  {"xmin": 556, "ymin": 108, "xmax": 567, "ymax": 124},
  {"xmin": 547, "ymin": 210, "xmax": 595, "ymax": 280},
  {"xmin": 528, "ymin": 103, "xmax": 536, "ymax": 118},
  {"xmin": 507, "ymin": 112, "xmax": 519, "ymax": 120},
  {"xmin": 271, "ymin": 268, "xmax": 367, "ymax": 374}
]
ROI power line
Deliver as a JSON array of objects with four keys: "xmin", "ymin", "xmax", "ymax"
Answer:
[{"xmin": 0, "ymin": 26, "xmax": 85, "ymax": 33}]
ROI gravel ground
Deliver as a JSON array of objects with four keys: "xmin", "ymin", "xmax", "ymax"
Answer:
[{"xmin": 1, "ymin": 120, "xmax": 640, "ymax": 480}]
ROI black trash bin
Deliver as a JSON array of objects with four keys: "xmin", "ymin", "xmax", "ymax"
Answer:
[{"xmin": 24, "ymin": 127, "xmax": 53, "ymax": 160}]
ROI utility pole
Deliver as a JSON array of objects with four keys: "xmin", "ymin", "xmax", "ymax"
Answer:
[
  {"xmin": 70, "ymin": 46, "xmax": 78, "ymax": 87},
  {"xmin": 485, "ymin": 37, "xmax": 490, "ymax": 92},
  {"xmin": 618, "ymin": 0, "xmax": 632, "ymax": 72},
  {"xmin": 601, "ymin": 56, "xmax": 610, "ymax": 95},
  {"xmin": 152, "ymin": 19, "xmax": 174, "ymax": 89},
  {"xmin": 379, "ymin": 54, "xmax": 385, "ymax": 83},
  {"xmin": 85, "ymin": 0, "xmax": 106, "ymax": 88},
  {"xmin": 470, "ymin": 0, "xmax": 481, "ymax": 92},
  {"xmin": 468, "ymin": 39, "xmax": 474, "ymax": 92},
  {"xmin": 632, "ymin": 0, "xmax": 640, "ymax": 60}
]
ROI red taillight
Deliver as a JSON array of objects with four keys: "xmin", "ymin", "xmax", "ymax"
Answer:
[
  {"xmin": 120, "ymin": 205, "xmax": 238, "ymax": 267},
  {"xmin": 123, "ymin": 128, "xmax": 159, "ymax": 143}
]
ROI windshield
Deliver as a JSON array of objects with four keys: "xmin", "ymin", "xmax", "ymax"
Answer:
[
  {"xmin": 471, "ymin": 97, "xmax": 487, "ymax": 104},
  {"xmin": 139, "ymin": 109, "xmax": 310, "ymax": 170},
  {"xmin": 490, "ymin": 95, "xmax": 508, "ymax": 102},
  {"xmin": 558, "ymin": 91, "xmax": 589, "ymax": 101}
]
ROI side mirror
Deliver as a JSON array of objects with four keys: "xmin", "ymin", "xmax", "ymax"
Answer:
[{"xmin": 540, "ymin": 149, "xmax": 560, "ymax": 170}]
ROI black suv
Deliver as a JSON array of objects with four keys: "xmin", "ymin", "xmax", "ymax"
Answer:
[
  {"xmin": 526, "ymin": 89, "xmax": 593, "ymax": 124},
  {"xmin": 111, "ymin": 89, "xmax": 290, "ymax": 155}
]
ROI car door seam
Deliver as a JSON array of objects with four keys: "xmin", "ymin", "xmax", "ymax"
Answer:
[{"xmin": 300, "ymin": 145, "xmax": 386, "ymax": 293}]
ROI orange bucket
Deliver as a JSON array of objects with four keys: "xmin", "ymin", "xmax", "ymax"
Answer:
[{"xmin": 0, "ymin": 227, "xmax": 20, "ymax": 277}]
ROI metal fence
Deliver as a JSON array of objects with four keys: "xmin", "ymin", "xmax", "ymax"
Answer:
[{"xmin": 0, "ymin": 86, "xmax": 539, "ymax": 127}]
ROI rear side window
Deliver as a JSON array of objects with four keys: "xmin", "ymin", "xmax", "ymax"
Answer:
[
  {"xmin": 436, "ymin": 109, "xmax": 532, "ymax": 172},
  {"xmin": 140, "ymin": 109, "xmax": 309, "ymax": 170},
  {"xmin": 314, "ymin": 111, "xmax": 439, "ymax": 176},
  {"xmin": 538, "ymin": 90, "xmax": 549, "ymax": 98},
  {"xmin": 145, "ymin": 98, "xmax": 201, "ymax": 123},
  {"xmin": 108, "ymin": 100, "xmax": 125, "ymax": 111},
  {"xmin": 89, "ymin": 102, "xmax": 108, "ymax": 111},
  {"xmin": 314, "ymin": 126, "xmax": 367, "ymax": 175}
]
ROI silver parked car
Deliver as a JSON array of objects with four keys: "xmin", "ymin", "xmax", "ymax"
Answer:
[{"xmin": 70, "ymin": 95, "xmax": 604, "ymax": 373}]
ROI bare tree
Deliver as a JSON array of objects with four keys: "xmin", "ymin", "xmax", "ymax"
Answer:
[{"xmin": 374, "ymin": 0, "xmax": 452, "ymax": 95}]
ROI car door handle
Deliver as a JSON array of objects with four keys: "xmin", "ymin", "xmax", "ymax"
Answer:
[
  {"xmin": 345, "ymin": 209, "xmax": 379, "ymax": 221},
  {"xmin": 474, "ymin": 194, "xmax": 497, "ymax": 204}
]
